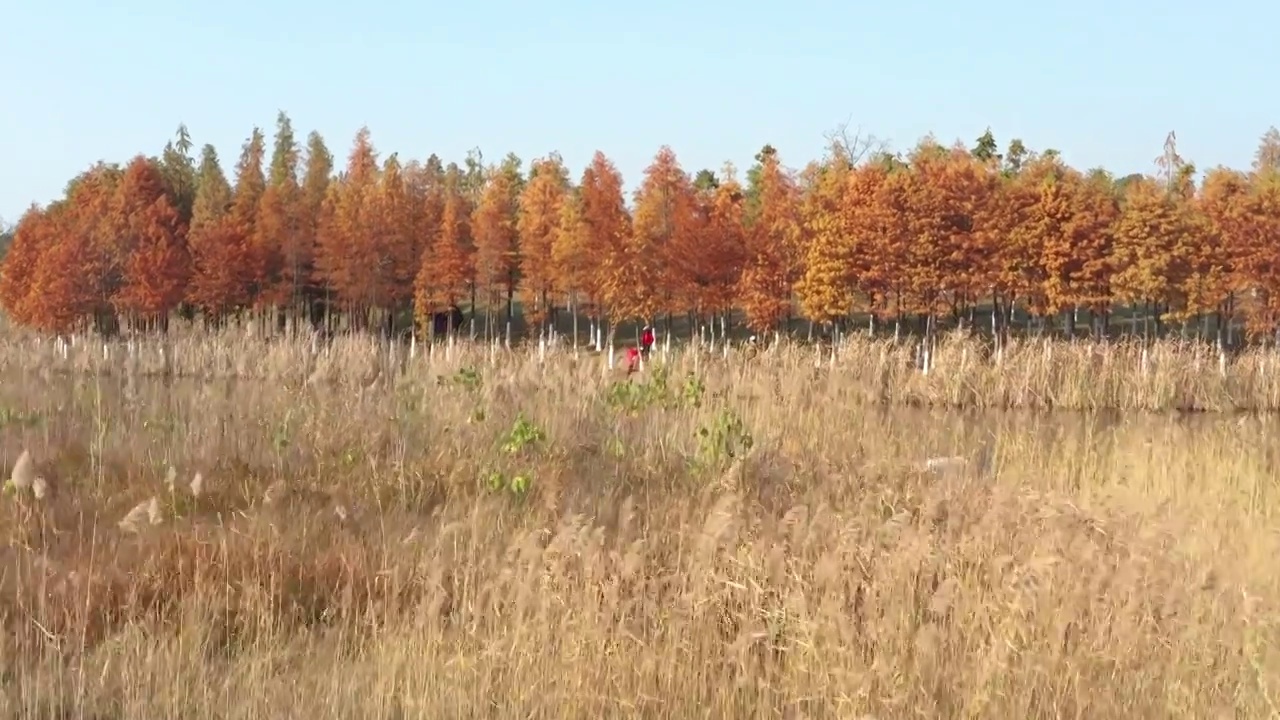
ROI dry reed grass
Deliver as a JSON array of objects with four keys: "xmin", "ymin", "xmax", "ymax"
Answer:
[
  {"xmin": 5, "ymin": 326, "xmax": 1280, "ymax": 411},
  {"xmin": 0, "ymin": 329, "xmax": 1276, "ymax": 718}
]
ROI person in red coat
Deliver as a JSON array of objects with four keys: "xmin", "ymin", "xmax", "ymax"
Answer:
[
  {"xmin": 624, "ymin": 346, "xmax": 641, "ymax": 374},
  {"xmin": 641, "ymin": 325, "xmax": 655, "ymax": 358}
]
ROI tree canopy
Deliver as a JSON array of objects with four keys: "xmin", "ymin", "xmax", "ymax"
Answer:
[{"xmin": 4, "ymin": 116, "xmax": 1279, "ymax": 344}]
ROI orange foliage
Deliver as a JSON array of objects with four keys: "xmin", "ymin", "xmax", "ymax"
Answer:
[
  {"xmin": 578, "ymin": 152, "xmax": 632, "ymax": 322},
  {"xmin": 796, "ymin": 156, "xmax": 856, "ymax": 324},
  {"xmin": 898, "ymin": 143, "xmax": 991, "ymax": 316},
  {"xmin": 471, "ymin": 166, "xmax": 521, "ymax": 315},
  {"xmin": 1231, "ymin": 175, "xmax": 1280, "ymax": 331},
  {"xmin": 186, "ymin": 216, "xmax": 255, "ymax": 315},
  {"xmin": 738, "ymin": 149, "xmax": 799, "ymax": 333},
  {"xmin": 846, "ymin": 162, "xmax": 907, "ymax": 320},
  {"xmin": 116, "ymin": 196, "xmax": 189, "ymax": 318},
  {"xmin": 229, "ymin": 129, "xmax": 267, "ymax": 300},
  {"xmin": 402, "ymin": 159, "xmax": 442, "ymax": 293},
  {"xmin": 298, "ymin": 132, "xmax": 334, "ymax": 309},
  {"xmin": 414, "ymin": 169, "xmax": 474, "ymax": 328},
  {"xmin": 111, "ymin": 157, "xmax": 190, "ymax": 318},
  {"xmin": 630, "ymin": 147, "xmax": 698, "ymax": 321},
  {"xmin": 314, "ymin": 129, "xmax": 397, "ymax": 310},
  {"xmin": 17, "ymin": 118, "xmax": 1280, "ymax": 344},
  {"xmin": 687, "ymin": 176, "xmax": 747, "ymax": 319},
  {"xmin": 253, "ymin": 184, "xmax": 294, "ymax": 306},
  {"xmin": 0, "ymin": 206, "xmax": 57, "ymax": 327},
  {"xmin": 516, "ymin": 156, "xmax": 568, "ymax": 327},
  {"xmin": 984, "ymin": 167, "xmax": 1042, "ymax": 314},
  {"xmin": 255, "ymin": 112, "xmax": 304, "ymax": 308},
  {"xmin": 29, "ymin": 207, "xmax": 99, "ymax": 333},
  {"xmin": 1199, "ymin": 167, "xmax": 1255, "ymax": 324},
  {"xmin": 551, "ymin": 190, "xmax": 592, "ymax": 316},
  {"xmin": 188, "ymin": 135, "xmax": 260, "ymax": 315},
  {"xmin": 1111, "ymin": 177, "xmax": 1199, "ymax": 320},
  {"xmin": 373, "ymin": 155, "xmax": 417, "ymax": 308},
  {"xmin": 1044, "ymin": 171, "xmax": 1119, "ymax": 315}
]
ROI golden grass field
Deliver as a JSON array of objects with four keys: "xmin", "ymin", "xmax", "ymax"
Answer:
[{"xmin": 0, "ymin": 329, "xmax": 1277, "ymax": 718}]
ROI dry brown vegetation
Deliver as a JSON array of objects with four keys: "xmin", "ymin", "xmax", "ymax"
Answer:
[{"xmin": 0, "ymin": 329, "xmax": 1278, "ymax": 718}]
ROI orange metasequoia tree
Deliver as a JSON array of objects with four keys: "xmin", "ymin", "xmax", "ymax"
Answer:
[
  {"xmin": 109, "ymin": 156, "xmax": 191, "ymax": 327},
  {"xmin": 70, "ymin": 166, "xmax": 124, "ymax": 329},
  {"xmin": 796, "ymin": 152, "xmax": 856, "ymax": 328},
  {"xmin": 550, "ymin": 188, "xmax": 592, "ymax": 346},
  {"xmin": 29, "ymin": 203, "xmax": 102, "ymax": 333},
  {"xmin": 1110, "ymin": 176, "xmax": 1195, "ymax": 336},
  {"xmin": 1010, "ymin": 156, "xmax": 1068, "ymax": 325},
  {"xmin": 738, "ymin": 146, "xmax": 799, "ymax": 335},
  {"xmin": 516, "ymin": 154, "xmax": 569, "ymax": 332},
  {"xmin": 1069, "ymin": 171, "xmax": 1121, "ymax": 327},
  {"xmin": 841, "ymin": 160, "xmax": 905, "ymax": 329},
  {"xmin": 373, "ymin": 153, "xmax": 417, "ymax": 322},
  {"xmin": 1253, "ymin": 177, "xmax": 1280, "ymax": 334},
  {"xmin": 631, "ymin": 146, "xmax": 698, "ymax": 327},
  {"xmin": 20, "ymin": 165, "xmax": 123, "ymax": 333},
  {"xmin": 1198, "ymin": 166, "xmax": 1254, "ymax": 338},
  {"xmin": 1229, "ymin": 169, "xmax": 1280, "ymax": 334},
  {"xmin": 400, "ymin": 157, "xmax": 443, "ymax": 307},
  {"xmin": 253, "ymin": 111, "xmax": 304, "ymax": 313},
  {"xmin": 578, "ymin": 151, "xmax": 632, "ymax": 343},
  {"xmin": 1035, "ymin": 167, "xmax": 1119, "ymax": 335},
  {"xmin": 230, "ymin": 128, "xmax": 267, "ymax": 302},
  {"xmin": 1110, "ymin": 133, "xmax": 1210, "ymax": 335},
  {"xmin": 0, "ymin": 206, "xmax": 56, "ymax": 328},
  {"xmin": 187, "ymin": 146, "xmax": 246, "ymax": 318},
  {"xmin": 414, "ymin": 165, "xmax": 474, "ymax": 337},
  {"xmin": 314, "ymin": 127, "xmax": 390, "ymax": 327},
  {"xmin": 897, "ymin": 142, "xmax": 991, "ymax": 328},
  {"xmin": 687, "ymin": 168, "xmax": 747, "ymax": 338},
  {"xmin": 471, "ymin": 163, "xmax": 522, "ymax": 336},
  {"xmin": 297, "ymin": 131, "xmax": 334, "ymax": 324}
]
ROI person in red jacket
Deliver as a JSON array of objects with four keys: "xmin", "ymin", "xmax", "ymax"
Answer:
[{"xmin": 641, "ymin": 324, "xmax": 655, "ymax": 358}]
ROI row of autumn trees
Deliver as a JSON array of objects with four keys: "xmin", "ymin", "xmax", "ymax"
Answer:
[{"xmin": 6, "ymin": 112, "xmax": 1280, "ymax": 345}]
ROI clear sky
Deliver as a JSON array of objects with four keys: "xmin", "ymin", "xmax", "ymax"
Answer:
[{"xmin": 2, "ymin": 0, "xmax": 1276, "ymax": 224}]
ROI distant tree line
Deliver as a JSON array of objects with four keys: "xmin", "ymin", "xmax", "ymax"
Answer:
[{"xmin": 4, "ymin": 114, "xmax": 1280, "ymax": 350}]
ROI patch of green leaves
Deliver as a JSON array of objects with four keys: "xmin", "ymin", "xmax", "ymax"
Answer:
[
  {"xmin": 500, "ymin": 413, "xmax": 546, "ymax": 455},
  {"xmin": 605, "ymin": 367, "xmax": 706, "ymax": 413},
  {"xmin": 481, "ymin": 469, "xmax": 533, "ymax": 499},
  {"xmin": 0, "ymin": 407, "xmax": 41, "ymax": 429},
  {"xmin": 272, "ymin": 410, "xmax": 296, "ymax": 452},
  {"xmin": 680, "ymin": 373, "xmax": 706, "ymax": 408},
  {"xmin": 438, "ymin": 366, "xmax": 483, "ymax": 393},
  {"xmin": 695, "ymin": 408, "xmax": 754, "ymax": 469},
  {"xmin": 482, "ymin": 413, "xmax": 546, "ymax": 502}
]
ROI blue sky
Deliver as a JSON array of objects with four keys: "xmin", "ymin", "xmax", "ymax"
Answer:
[{"xmin": 2, "ymin": 0, "xmax": 1275, "ymax": 224}]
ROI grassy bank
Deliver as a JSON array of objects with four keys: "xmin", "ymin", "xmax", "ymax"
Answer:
[{"xmin": 0, "ymin": 333, "xmax": 1277, "ymax": 718}]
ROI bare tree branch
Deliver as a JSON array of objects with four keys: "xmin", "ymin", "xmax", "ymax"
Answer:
[{"xmin": 823, "ymin": 116, "xmax": 888, "ymax": 166}]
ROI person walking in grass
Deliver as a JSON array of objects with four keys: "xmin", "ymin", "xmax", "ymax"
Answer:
[
  {"xmin": 621, "ymin": 324, "xmax": 656, "ymax": 376},
  {"xmin": 624, "ymin": 346, "xmax": 642, "ymax": 375}
]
